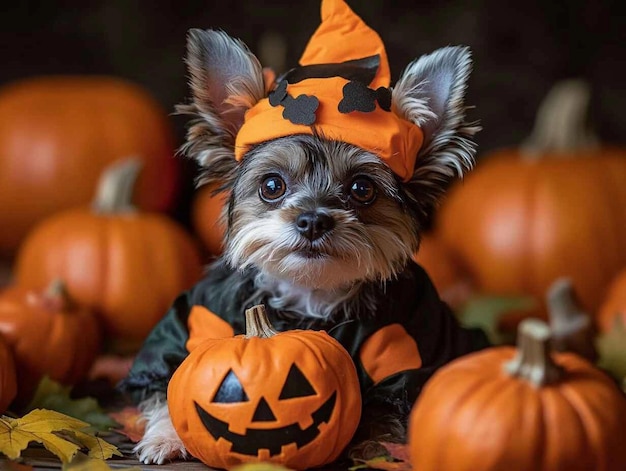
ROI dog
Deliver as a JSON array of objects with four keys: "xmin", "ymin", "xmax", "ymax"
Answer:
[{"xmin": 119, "ymin": 0, "xmax": 488, "ymax": 465}]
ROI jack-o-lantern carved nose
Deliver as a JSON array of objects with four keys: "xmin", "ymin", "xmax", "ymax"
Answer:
[
  {"xmin": 296, "ymin": 211, "xmax": 335, "ymax": 241},
  {"xmin": 252, "ymin": 397, "xmax": 276, "ymax": 422}
]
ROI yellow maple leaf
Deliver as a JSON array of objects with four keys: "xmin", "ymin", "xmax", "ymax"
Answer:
[
  {"xmin": 62, "ymin": 453, "xmax": 141, "ymax": 471},
  {"xmin": 0, "ymin": 409, "xmax": 121, "ymax": 464}
]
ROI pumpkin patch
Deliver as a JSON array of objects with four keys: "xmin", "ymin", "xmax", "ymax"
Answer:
[
  {"xmin": 0, "ymin": 75, "xmax": 179, "ymax": 258},
  {"xmin": 167, "ymin": 304, "xmax": 362, "ymax": 470}
]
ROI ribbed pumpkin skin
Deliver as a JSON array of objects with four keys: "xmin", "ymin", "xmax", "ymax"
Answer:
[
  {"xmin": 438, "ymin": 150, "xmax": 626, "ymax": 314},
  {"xmin": 0, "ymin": 284, "xmax": 100, "ymax": 400},
  {"xmin": 15, "ymin": 209, "xmax": 202, "ymax": 342},
  {"xmin": 408, "ymin": 346, "xmax": 626, "ymax": 471},
  {"xmin": 168, "ymin": 329, "xmax": 361, "ymax": 470},
  {"xmin": 0, "ymin": 336, "xmax": 17, "ymax": 413},
  {"xmin": 0, "ymin": 76, "xmax": 179, "ymax": 257}
]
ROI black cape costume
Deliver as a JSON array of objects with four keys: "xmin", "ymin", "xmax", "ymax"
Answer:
[{"xmin": 120, "ymin": 261, "xmax": 488, "ymax": 413}]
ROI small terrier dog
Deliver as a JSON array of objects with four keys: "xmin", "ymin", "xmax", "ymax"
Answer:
[{"xmin": 120, "ymin": 0, "xmax": 488, "ymax": 465}]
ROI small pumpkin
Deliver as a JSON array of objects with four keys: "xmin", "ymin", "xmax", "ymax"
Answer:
[
  {"xmin": 0, "ymin": 75, "xmax": 179, "ymax": 258},
  {"xmin": 191, "ymin": 185, "xmax": 228, "ymax": 258},
  {"xmin": 597, "ymin": 268, "xmax": 626, "ymax": 334},
  {"xmin": 0, "ymin": 280, "xmax": 101, "ymax": 403},
  {"xmin": 167, "ymin": 305, "xmax": 362, "ymax": 470},
  {"xmin": 15, "ymin": 159, "xmax": 202, "ymax": 347},
  {"xmin": 438, "ymin": 80, "xmax": 626, "ymax": 315},
  {"xmin": 408, "ymin": 318, "xmax": 626, "ymax": 471},
  {"xmin": 0, "ymin": 335, "xmax": 17, "ymax": 413}
]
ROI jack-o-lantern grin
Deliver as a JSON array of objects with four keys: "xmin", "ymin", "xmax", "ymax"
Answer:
[{"xmin": 195, "ymin": 391, "xmax": 337, "ymax": 456}]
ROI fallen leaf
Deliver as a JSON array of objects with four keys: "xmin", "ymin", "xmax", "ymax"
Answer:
[
  {"xmin": 62, "ymin": 452, "xmax": 140, "ymax": 471},
  {"xmin": 26, "ymin": 377, "xmax": 118, "ymax": 431},
  {"xmin": 596, "ymin": 317, "xmax": 626, "ymax": 383},
  {"xmin": 380, "ymin": 442, "xmax": 410, "ymax": 462},
  {"xmin": 108, "ymin": 407, "xmax": 145, "ymax": 443},
  {"xmin": 458, "ymin": 295, "xmax": 537, "ymax": 345},
  {"xmin": 0, "ymin": 409, "xmax": 121, "ymax": 464}
]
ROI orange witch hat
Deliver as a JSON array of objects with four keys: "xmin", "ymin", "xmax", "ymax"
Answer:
[{"xmin": 234, "ymin": 0, "xmax": 424, "ymax": 181}]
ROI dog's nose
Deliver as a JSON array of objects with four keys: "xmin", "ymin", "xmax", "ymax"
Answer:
[{"xmin": 296, "ymin": 211, "xmax": 335, "ymax": 241}]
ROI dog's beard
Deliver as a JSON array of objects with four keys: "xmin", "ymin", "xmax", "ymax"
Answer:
[
  {"xmin": 226, "ymin": 207, "xmax": 414, "ymax": 291},
  {"xmin": 222, "ymin": 135, "xmax": 420, "ymax": 294}
]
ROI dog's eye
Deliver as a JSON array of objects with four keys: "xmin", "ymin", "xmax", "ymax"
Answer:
[
  {"xmin": 260, "ymin": 175, "xmax": 287, "ymax": 202},
  {"xmin": 349, "ymin": 176, "xmax": 376, "ymax": 205}
]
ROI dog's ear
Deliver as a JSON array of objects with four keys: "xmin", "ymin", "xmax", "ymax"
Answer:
[
  {"xmin": 392, "ymin": 46, "xmax": 479, "ymax": 220},
  {"xmin": 177, "ymin": 29, "xmax": 266, "ymax": 188}
]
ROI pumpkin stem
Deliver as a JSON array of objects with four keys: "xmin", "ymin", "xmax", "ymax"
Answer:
[
  {"xmin": 27, "ymin": 279, "xmax": 75, "ymax": 311},
  {"xmin": 547, "ymin": 278, "xmax": 598, "ymax": 362},
  {"xmin": 504, "ymin": 318, "xmax": 564, "ymax": 387},
  {"xmin": 244, "ymin": 305, "xmax": 278, "ymax": 339},
  {"xmin": 521, "ymin": 79, "xmax": 599, "ymax": 156},
  {"xmin": 92, "ymin": 158, "xmax": 142, "ymax": 213}
]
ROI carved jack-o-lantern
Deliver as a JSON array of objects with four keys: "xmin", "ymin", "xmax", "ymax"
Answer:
[{"xmin": 167, "ymin": 305, "xmax": 362, "ymax": 470}]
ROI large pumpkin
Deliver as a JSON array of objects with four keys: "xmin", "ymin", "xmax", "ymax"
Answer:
[
  {"xmin": 597, "ymin": 268, "xmax": 626, "ymax": 333},
  {"xmin": 438, "ymin": 80, "xmax": 626, "ymax": 315},
  {"xmin": 0, "ymin": 75, "xmax": 179, "ymax": 258},
  {"xmin": 168, "ymin": 305, "xmax": 361, "ymax": 470},
  {"xmin": 0, "ymin": 280, "xmax": 101, "ymax": 403},
  {"xmin": 408, "ymin": 318, "xmax": 626, "ymax": 471},
  {"xmin": 0, "ymin": 335, "xmax": 17, "ymax": 413},
  {"xmin": 15, "ymin": 159, "xmax": 202, "ymax": 346}
]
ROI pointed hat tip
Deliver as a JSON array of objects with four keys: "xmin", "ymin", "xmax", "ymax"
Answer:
[{"xmin": 321, "ymin": 0, "xmax": 352, "ymax": 21}]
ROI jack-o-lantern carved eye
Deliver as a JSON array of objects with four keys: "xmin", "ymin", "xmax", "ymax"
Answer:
[
  {"xmin": 279, "ymin": 364, "xmax": 317, "ymax": 399},
  {"xmin": 212, "ymin": 369, "xmax": 249, "ymax": 403}
]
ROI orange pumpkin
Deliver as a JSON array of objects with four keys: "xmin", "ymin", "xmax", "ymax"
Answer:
[
  {"xmin": 438, "ymin": 80, "xmax": 626, "ymax": 315},
  {"xmin": 597, "ymin": 268, "xmax": 626, "ymax": 334},
  {"xmin": 0, "ymin": 335, "xmax": 17, "ymax": 413},
  {"xmin": 167, "ymin": 305, "xmax": 361, "ymax": 470},
  {"xmin": 15, "ymin": 159, "xmax": 202, "ymax": 346},
  {"xmin": 191, "ymin": 185, "xmax": 228, "ymax": 258},
  {"xmin": 0, "ymin": 75, "xmax": 179, "ymax": 258},
  {"xmin": 408, "ymin": 318, "xmax": 626, "ymax": 471},
  {"xmin": 0, "ymin": 280, "xmax": 101, "ymax": 402},
  {"xmin": 413, "ymin": 232, "xmax": 473, "ymax": 309}
]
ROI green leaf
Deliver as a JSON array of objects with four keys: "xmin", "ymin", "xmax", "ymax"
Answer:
[
  {"xmin": 596, "ymin": 317, "xmax": 626, "ymax": 384},
  {"xmin": 26, "ymin": 377, "xmax": 118, "ymax": 431},
  {"xmin": 458, "ymin": 295, "xmax": 538, "ymax": 345}
]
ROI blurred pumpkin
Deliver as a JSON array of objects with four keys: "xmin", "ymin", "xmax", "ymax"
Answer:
[
  {"xmin": 438, "ymin": 80, "xmax": 626, "ymax": 315},
  {"xmin": 409, "ymin": 318, "xmax": 626, "ymax": 471},
  {"xmin": 0, "ymin": 335, "xmax": 17, "ymax": 413},
  {"xmin": 15, "ymin": 159, "xmax": 202, "ymax": 348},
  {"xmin": 0, "ymin": 75, "xmax": 179, "ymax": 258},
  {"xmin": 413, "ymin": 232, "xmax": 473, "ymax": 309},
  {"xmin": 168, "ymin": 305, "xmax": 361, "ymax": 470},
  {"xmin": 191, "ymin": 185, "xmax": 228, "ymax": 258},
  {"xmin": 597, "ymin": 268, "xmax": 626, "ymax": 334},
  {"xmin": 0, "ymin": 280, "xmax": 100, "ymax": 403}
]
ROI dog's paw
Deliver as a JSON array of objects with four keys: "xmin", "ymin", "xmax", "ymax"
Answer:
[{"xmin": 134, "ymin": 433, "xmax": 188, "ymax": 465}]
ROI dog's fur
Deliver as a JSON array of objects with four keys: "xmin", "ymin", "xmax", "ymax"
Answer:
[{"xmin": 133, "ymin": 28, "xmax": 478, "ymax": 464}]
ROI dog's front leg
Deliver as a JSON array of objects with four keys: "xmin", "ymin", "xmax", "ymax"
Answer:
[{"xmin": 134, "ymin": 393, "xmax": 188, "ymax": 465}]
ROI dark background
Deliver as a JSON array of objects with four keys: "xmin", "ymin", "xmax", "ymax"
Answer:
[{"xmin": 2, "ymin": 0, "xmax": 625, "ymax": 217}]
